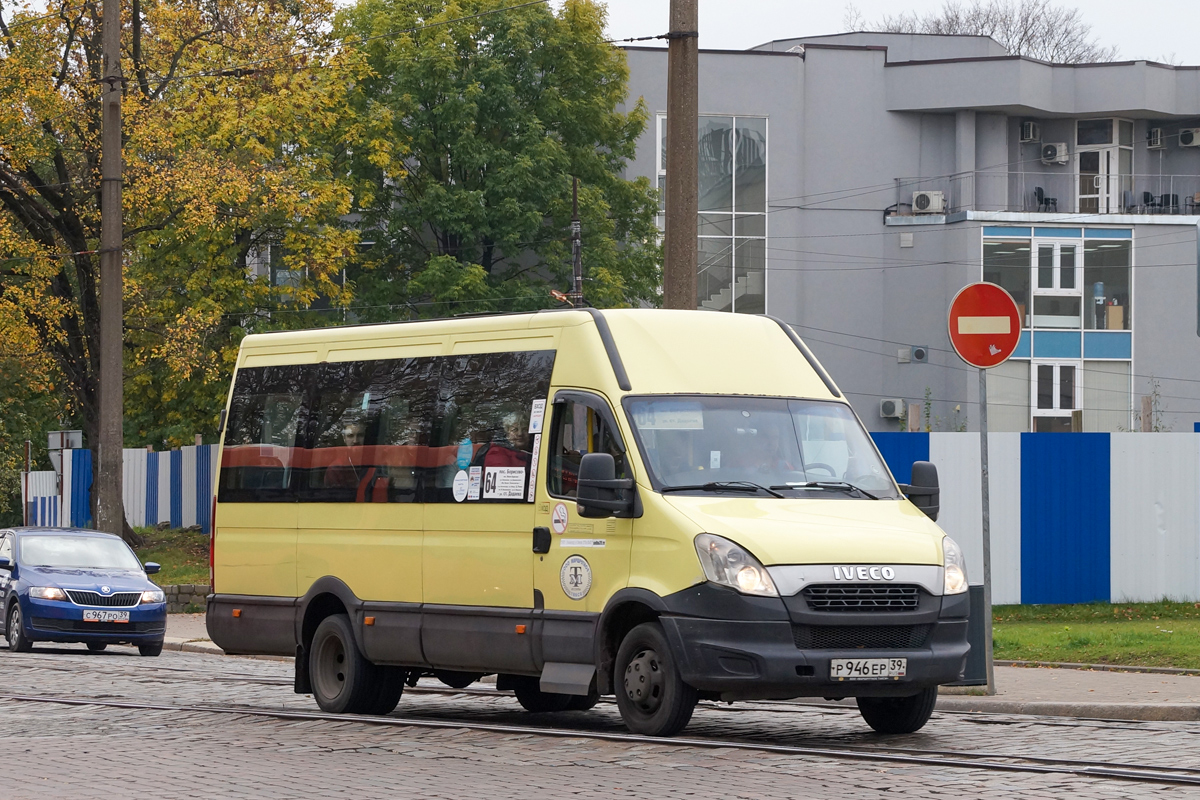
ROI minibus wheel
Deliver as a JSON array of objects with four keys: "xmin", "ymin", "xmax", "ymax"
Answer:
[
  {"xmin": 614, "ymin": 622, "xmax": 697, "ymax": 736},
  {"xmin": 310, "ymin": 614, "xmax": 379, "ymax": 714},
  {"xmin": 856, "ymin": 687, "xmax": 938, "ymax": 734},
  {"xmin": 512, "ymin": 676, "xmax": 573, "ymax": 713},
  {"xmin": 367, "ymin": 666, "xmax": 405, "ymax": 715}
]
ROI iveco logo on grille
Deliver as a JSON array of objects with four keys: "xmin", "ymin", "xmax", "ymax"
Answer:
[{"xmin": 833, "ymin": 566, "xmax": 896, "ymax": 581}]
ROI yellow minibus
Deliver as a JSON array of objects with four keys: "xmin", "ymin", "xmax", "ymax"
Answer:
[{"xmin": 208, "ymin": 309, "xmax": 968, "ymax": 736}]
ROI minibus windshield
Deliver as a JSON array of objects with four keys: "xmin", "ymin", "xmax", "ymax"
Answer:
[{"xmin": 625, "ymin": 396, "xmax": 899, "ymax": 499}]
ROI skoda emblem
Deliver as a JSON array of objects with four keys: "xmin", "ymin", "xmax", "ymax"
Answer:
[{"xmin": 100, "ymin": 585, "xmax": 112, "ymax": 595}]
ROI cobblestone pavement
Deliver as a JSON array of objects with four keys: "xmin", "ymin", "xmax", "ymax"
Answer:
[{"xmin": 1, "ymin": 645, "xmax": 1197, "ymax": 799}]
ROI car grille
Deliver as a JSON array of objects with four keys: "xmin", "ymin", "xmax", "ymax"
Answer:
[
  {"xmin": 803, "ymin": 584, "xmax": 921, "ymax": 611},
  {"xmin": 793, "ymin": 624, "xmax": 932, "ymax": 650},
  {"xmin": 66, "ymin": 590, "xmax": 141, "ymax": 607},
  {"xmin": 30, "ymin": 618, "xmax": 165, "ymax": 634}
]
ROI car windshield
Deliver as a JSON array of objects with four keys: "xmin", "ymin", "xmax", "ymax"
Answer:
[
  {"xmin": 19, "ymin": 535, "xmax": 142, "ymax": 570},
  {"xmin": 625, "ymin": 396, "xmax": 899, "ymax": 499}
]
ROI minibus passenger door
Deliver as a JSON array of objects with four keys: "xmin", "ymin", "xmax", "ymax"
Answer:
[{"xmin": 533, "ymin": 393, "xmax": 634, "ymax": 670}]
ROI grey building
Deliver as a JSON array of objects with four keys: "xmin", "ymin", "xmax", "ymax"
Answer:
[{"xmin": 622, "ymin": 32, "xmax": 1200, "ymax": 433}]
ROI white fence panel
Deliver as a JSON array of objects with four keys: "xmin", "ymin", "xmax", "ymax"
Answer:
[
  {"xmin": 122, "ymin": 448, "xmax": 147, "ymax": 528},
  {"xmin": 929, "ymin": 433, "xmax": 1022, "ymax": 605},
  {"xmin": 181, "ymin": 446, "xmax": 198, "ymax": 528},
  {"xmin": 157, "ymin": 454, "xmax": 172, "ymax": 525},
  {"xmin": 1110, "ymin": 433, "xmax": 1200, "ymax": 603}
]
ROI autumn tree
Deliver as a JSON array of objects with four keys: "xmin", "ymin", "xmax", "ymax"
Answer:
[
  {"xmin": 0, "ymin": 1, "xmax": 375, "ymax": 538},
  {"xmin": 845, "ymin": 0, "xmax": 1120, "ymax": 63},
  {"xmin": 338, "ymin": 0, "xmax": 660, "ymax": 319}
]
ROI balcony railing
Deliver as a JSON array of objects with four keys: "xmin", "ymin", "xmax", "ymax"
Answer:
[{"xmin": 893, "ymin": 172, "xmax": 1200, "ymax": 216}]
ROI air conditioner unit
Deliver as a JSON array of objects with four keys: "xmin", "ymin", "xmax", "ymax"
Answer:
[
  {"xmin": 1180, "ymin": 128, "xmax": 1200, "ymax": 147},
  {"xmin": 879, "ymin": 398, "xmax": 905, "ymax": 419},
  {"xmin": 1041, "ymin": 142, "xmax": 1069, "ymax": 164},
  {"xmin": 1147, "ymin": 128, "xmax": 1165, "ymax": 150},
  {"xmin": 912, "ymin": 190, "xmax": 945, "ymax": 214},
  {"xmin": 1020, "ymin": 121, "xmax": 1040, "ymax": 143}
]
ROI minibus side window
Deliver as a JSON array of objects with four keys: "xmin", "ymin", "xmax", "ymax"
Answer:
[
  {"xmin": 218, "ymin": 365, "xmax": 312, "ymax": 502},
  {"xmin": 426, "ymin": 350, "xmax": 555, "ymax": 503},
  {"xmin": 299, "ymin": 358, "xmax": 435, "ymax": 504},
  {"xmin": 548, "ymin": 400, "xmax": 627, "ymax": 499}
]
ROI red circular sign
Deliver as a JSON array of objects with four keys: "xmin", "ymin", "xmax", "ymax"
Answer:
[{"xmin": 947, "ymin": 283, "xmax": 1022, "ymax": 369}]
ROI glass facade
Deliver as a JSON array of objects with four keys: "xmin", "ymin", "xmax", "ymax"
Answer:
[
  {"xmin": 983, "ymin": 227, "xmax": 1133, "ymax": 432},
  {"xmin": 658, "ymin": 114, "xmax": 768, "ymax": 314}
]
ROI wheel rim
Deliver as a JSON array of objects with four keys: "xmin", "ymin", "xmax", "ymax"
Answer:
[
  {"xmin": 313, "ymin": 630, "xmax": 349, "ymax": 703},
  {"xmin": 8, "ymin": 608, "xmax": 19, "ymax": 648},
  {"xmin": 623, "ymin": 647, "xmax": 665, "ymax": 713}
]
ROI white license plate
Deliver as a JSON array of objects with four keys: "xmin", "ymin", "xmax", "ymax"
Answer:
[
  {"xmin": 82, "ymin": 609, "xmax": 129, "ymax": 623},
  {"xmin": 830, "ymin": 658, "xmax": 907, "ymax": 681}
]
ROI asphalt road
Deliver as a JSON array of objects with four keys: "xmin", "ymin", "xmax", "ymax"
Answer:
[{"xmin": 2, "ymin": 644, "xmax": 1195, "ymax": 799}]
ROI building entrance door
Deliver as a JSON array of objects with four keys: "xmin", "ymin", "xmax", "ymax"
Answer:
[{"xmin": 1077, "ymin": 148, "xmax": 1119, "ymax": 214}]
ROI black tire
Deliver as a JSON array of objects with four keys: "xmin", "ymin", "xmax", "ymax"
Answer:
[
  {"xmin": 613, "ymin": 622, "xmax": 696, "ymax": 736},
  {"xmin": 512, "ymin": 676, "xmax": 572, "ymax": 713},
  {"xmin": 434, "ymin": 670, "xmax": 482, "ymax": 690},
  {"xmin": 87, "ymin": 643, "xmax": 108, "ymax": 652},
  {"xmin": 565, "ymin": 689, "xmax": 601, "ymax": 712},
  {"xmin": 367, "ymin": 666, "xmax": 405, "ymax": 716},
  {"xmin": 138, "ymin": 641, "xmax": 163, "ymax": 657},
  {"xmin": 7, "ymin": 604, "xmax": 31, "ymax": 652},
  {"xmin": 856, "ymin": 687, "xmax": 938, "ymax": 734},
  {"xmin": 309, "ymin": 614, "xmax": 378, "ymax": 714}
]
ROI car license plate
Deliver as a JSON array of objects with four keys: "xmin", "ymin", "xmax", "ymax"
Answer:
[
  {"xmin": 82, "ymin": 609, "xmax": 129, "ymax": 623},
  {"xmin": 830, "ymin": 658, "xmax": 907, "ymax": 681}
]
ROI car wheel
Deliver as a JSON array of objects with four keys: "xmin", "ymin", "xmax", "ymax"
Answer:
[
  {"xmin": 87, "ymin": 643, "xmax": 108, "ymax": 652},
  {"xmin": 856, "ymin": 687, "xmax": 938, "ymax": 734},
  {"xmin": 138, "ymin": 641, "xmax": 163, "ymax": 657},
  {"xmin": 7, "ymin": 604, "xmax": 32, "ymax": 653},
  {"xmin": 309, "ymin": 614, "xmax": 379, "ymax": 714},
  {"xmin": 614, "ymin": 622, "xmax": 696, "ymax": 736},
  {"xmin": 511, "ymin": 676, "xmax": 572, "ymax": 713}
]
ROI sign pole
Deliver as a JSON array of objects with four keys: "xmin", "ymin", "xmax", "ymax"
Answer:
[{"xmin": 978, "ymin": 367, "xmax": 995, "ymax": 696}]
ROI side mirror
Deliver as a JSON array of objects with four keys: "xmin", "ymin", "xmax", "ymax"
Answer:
[
  {"xmin": 144, "ymin": 562, "xmax": 161, "ymax": 575},
  {"xmin": 576, "ymin": 452, "xmax": 635, "ymax": 519},
  {"xmin": 0, "ymin": 557, "xmax": 11, "ymax": 570},
  {"xmin": 899, "ymin": 461, "xmax": 940, "ymax": 521}
]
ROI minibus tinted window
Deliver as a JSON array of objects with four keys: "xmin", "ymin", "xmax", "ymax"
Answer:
[
  {"xmin": 625, "ymin": 396, "xmax": 898, "ymax": 499},
  {"xmin": 219, "ymin": 365, "xmax": 311, "ymax": 502}
]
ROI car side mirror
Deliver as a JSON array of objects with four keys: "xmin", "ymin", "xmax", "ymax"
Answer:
[
  {"xmin": 899, "ymin": 461, "xmax": 940, "ymax": 522},
  {"xmin": 0, "ymin": 557, "xmax": 11, "ymax": 570},
  {"xmin": 576, "ymin": 452, "xmax": 635, "ymax": 519},
  {"xmin": 144, "ymin": 562, "xmax": 161, "ymax": 575}
]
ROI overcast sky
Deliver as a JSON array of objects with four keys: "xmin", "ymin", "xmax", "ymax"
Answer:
[{"xmin": 589, "ymin": 0, "xmax": 1200, "ymax": 64}]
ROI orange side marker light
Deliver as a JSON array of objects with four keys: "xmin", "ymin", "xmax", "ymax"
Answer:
[
  {"xmin": 364, "ymin": 616, "xmax": 376, "ymax": 626},
  {"xmin": 232, "ymin": 609, "xmax": 241, "ymax": 618},
  {"xmin": 515, "ymin": 624, "xmax": 527, "ymax": 634}
]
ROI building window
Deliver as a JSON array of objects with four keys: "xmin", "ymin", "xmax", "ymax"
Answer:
[
  {"xmin": 657, "ymin": 114, "xmax": 768, "ymax": 314},
  {"xmin": 1084, "ymin": 239, "xmax": 1131, "ymax": 330},
  {"xmin": 1075, "ymin": 119, "xmax": 1133, "ymax": 214},
  {"xmin": 1032, "ymin": 362, "xmax": 1078, "ymax": 432}
]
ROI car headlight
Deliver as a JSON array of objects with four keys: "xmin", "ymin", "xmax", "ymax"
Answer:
[
  {"xmin": 942, "ymin": 536, "xmax": 968, "ymax": 595},
  {"xmin": 30, "ymin": 587, "xmax": 67, "ymax": 601},
  {"xmin": 694, "ymin": 533, "xmax": 779, "ymax": 597},
  {"xmin": 140, "ymin": 590, "xmax": 165, "ymax": 605}
]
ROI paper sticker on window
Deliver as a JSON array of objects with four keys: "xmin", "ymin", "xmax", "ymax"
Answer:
[
  {"xmin": 709, "ymin": 451, "xmax": 721, "ymax": 469},
  {"xmin": 456, "ymin": 438, "xmax": 473, "ymax": 469},
  {"xmin": 528, "ymin": 399, "xmax": 546, "ymax": 434},
  {"xmin": 631, "ymin": 401, "xmax": 704, "ymax": 430},
  {"xmin": 527, "ymin": 433, "xmax": 541, "ymax": 502},
  {"xmin": 468, "ymin": 466, "xmax": 482, "ymax": 500},
  {"xmin": 484, "ymin": 466, "xmax": 526, "ymax": 500}
]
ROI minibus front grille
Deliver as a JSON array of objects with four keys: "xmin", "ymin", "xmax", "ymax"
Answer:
[
  {"xmin": 802, "ymin": 585, "xmax": 921, "ymax": 611},
  {"xmin": 792, "ymin": 624, "xmax": 932, "ymax": 650},
  {"xmin": 65, "ymin": 590, "xmax": 142, "ymax": 607}
]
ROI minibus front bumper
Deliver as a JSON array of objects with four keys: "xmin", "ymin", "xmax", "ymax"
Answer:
[{"xmin": 658, "ymin": 584, "xmax": 970, "ymax": 700}]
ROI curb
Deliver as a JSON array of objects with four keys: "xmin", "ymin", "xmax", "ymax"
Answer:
[
  {"xmin": 996, "ymin": 659, "xmax": 1200, "ymax": 677},
  {"xmin": 161, "ymin": 638, "xmax": 291, "ymax": 662},
  {"xmin": 934, "ymin": 697, "xmax": 1200, "ymax": 722}
]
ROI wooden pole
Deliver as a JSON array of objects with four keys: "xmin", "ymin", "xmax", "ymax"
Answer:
[{"xmin": 662, "ymin": 0, "xmax": 698, "ymax": 310}]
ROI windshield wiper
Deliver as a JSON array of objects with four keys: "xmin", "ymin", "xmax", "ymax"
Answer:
[
  {"xmin": 772, "ymin": 481, "xmax": 879, "ymax": 500},
  {"xmin": 662, "ymin": 481, "xmax": 784, "ymax": 498}
]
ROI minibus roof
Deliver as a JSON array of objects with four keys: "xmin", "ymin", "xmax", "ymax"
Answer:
[{"xmin": 238, "ymin": 309, "xmax": 841, "ymax": 401}]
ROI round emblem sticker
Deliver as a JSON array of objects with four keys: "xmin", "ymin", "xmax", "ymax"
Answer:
[
  {"xmin": 551, "ymin": 502, "xmax": 569, "ymax": 534},
  {"xmin": 560, "ymin": 555, "xmax": 592, "ymax": 600},
  {"xmin": 452, "ymin": 469, "xmax": 469, "ymax": 502}
]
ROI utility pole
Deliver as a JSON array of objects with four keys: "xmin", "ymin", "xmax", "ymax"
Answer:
[
  {"xmin": 96, "ymin": 0, "xmax": 125, "ymax": 536},
  {"xmin": 571, "ymin": 177, "xmax": 583, "ymax": 308},
  {"xmin": 978, "ymin": 368, "xmax": 995, "ymax": 695},
  {"xmin": 662, "ymin": 0, "xmax": 698, "ymax": 310}
]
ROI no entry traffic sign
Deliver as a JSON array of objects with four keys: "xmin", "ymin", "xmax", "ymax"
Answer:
[{"xmin": 947, "ymin": 283, "xmax": 1021, "ymax": 369}]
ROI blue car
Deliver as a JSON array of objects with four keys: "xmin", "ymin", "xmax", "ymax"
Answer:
[{"xmin": 0, "ymin": 527, "xmax": 167, "ymax": 656}]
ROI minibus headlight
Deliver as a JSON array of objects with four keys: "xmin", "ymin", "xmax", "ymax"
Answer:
[
  {"xmin": 942, "ymin": 536, "xmax": 968, "ymax": 595},
  {"xmin": 694, "ymin": 533, "xmax": 779, "ymax": 597}
]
